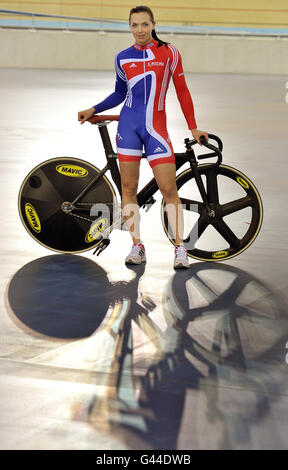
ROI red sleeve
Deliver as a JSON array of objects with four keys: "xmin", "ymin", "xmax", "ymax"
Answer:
[{"xmin": 168, "ymin": 45, "xmax": 197, "ymax": 130}]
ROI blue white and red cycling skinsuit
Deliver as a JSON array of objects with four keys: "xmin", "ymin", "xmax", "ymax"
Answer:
[{"xmin": 93, "ymin": 39, "xmax": 197, "ymax": 168}]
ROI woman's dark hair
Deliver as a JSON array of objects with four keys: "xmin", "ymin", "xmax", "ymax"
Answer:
[{"xmin": 129, "ymin": 5, "xmax": 168, "ymax": 47}]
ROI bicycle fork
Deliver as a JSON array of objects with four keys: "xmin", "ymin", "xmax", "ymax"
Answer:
[{"xmin": 189, "ymin": 160, "xmax": 215, "ymax": 218}]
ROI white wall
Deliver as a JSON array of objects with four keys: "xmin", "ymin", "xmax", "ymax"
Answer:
[{"xmin": 1, "ymin": 28, "xmax": 288, "ymax": 74}]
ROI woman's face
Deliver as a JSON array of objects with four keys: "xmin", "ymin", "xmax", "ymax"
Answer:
[{"xmin": 129, "ymin": 11, "xmax": 155, "ymax": 45}]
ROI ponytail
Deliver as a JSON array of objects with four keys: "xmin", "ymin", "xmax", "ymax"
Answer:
[{"xmin": 152, "ymin": 28, "xmax": 168, "ymax": 48}]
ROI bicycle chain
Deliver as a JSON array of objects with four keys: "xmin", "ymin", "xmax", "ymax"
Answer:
[
  {"xmin": 65, "ymin": 211, "xmax": 92, "ymax": 223},
  {"xmin": 65, "ymin": 202, "xmax": 113, "ymax": 224}
]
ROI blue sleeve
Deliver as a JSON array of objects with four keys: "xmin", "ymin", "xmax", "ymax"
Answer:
[{"xmin": 93, "ymin": 54, "xmax": 127, "ymax": 113}]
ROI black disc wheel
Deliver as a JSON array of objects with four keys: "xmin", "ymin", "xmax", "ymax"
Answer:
[
  {"xmin": 18, "ymin": 157, "xmax": 117, "ymax": 253},
  {"xmin": 161, "ymin": 164, "xmax": 263, "ymax": 261}
]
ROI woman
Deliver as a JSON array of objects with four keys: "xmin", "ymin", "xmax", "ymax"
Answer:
[{"xmin": 78, "ymin": 5, "xmax": 208, "ymax": 269}]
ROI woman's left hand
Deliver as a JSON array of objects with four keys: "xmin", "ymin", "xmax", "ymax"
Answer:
[{"xmin": 191, "ymin": 129, "xmax": 209, "ymax": 145}]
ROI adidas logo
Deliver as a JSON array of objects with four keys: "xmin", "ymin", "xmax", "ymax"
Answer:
[
  {"xmin": 153, "ymin": 147, "xmax": 163, "ymax": 153},
  {"xmin": 129, "ymin": 63, "xmax": 137, "ymax": 68}
]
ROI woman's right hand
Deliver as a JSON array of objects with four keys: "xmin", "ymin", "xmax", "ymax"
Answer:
[{"xmin": 78, "ymin": 107, "xmax": 95, "ymax": 125}]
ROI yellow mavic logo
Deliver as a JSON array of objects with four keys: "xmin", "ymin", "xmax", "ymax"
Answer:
[
  {"xmin": 236, "ymin": 176, "xmax": 249, "ymax": 189},
  {"xmin": 56, "ymin": 164, "xmax": 88, "ymax": 177},
  {"xmin": 212, "ymin": 251, "xmax": 228, "ymax": 259},
  {"xmin": 25, "ymin": 203, "xmax": 41, "ymax": 233},
  {"xmin": 85, "ymin": 218, "xmax": 108, "ymax": 243}
]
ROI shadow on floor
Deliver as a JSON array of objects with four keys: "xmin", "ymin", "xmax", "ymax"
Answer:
[{"xmin": 6, "ymin": 255, "xmax": 288, "ymax": 449}]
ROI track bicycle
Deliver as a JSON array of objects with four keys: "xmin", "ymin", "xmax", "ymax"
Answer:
[{"xmin": 18, "ymin": 114, "xmax": 263, "ymax": 262}]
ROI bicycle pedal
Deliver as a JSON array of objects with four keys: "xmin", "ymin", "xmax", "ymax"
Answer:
[{"xmin": 93, "ymin": 238, "xmax": 110, "ymax": 256}]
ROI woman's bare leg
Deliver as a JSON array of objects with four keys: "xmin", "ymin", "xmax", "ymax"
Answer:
[
  {"xmin": 119, "ymin": 160, "xmax": 141, "ymax": 244},
  {"xmin": 152, "ymin": 163, "xmax": 184, "ymax": 245}
]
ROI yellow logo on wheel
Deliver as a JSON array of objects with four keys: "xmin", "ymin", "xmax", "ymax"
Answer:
[
  {"xmin": 236, "ymin": 176, "xmax": 249, "ymax": 189},
  {"xmin": 25, "ymin": 203, "xmax": 41, "ymax": 233},
  {"xmin": 212, "ymin": 251, "xmax": 228, "ymax": 259},
  {"xmin": 85, "ymin": 218, "xmax": 108, "ymax": 243},
  {"xmin": 56, "ymin": 164, "xmax": 88, "ymax": 177}
]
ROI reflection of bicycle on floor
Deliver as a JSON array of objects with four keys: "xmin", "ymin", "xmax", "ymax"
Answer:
[
  {"xmin": 19, "ymin": 114, "xmax": 263, "ymax": 261},
  {"xmin": 73, "ymin": 262, "xmax": 287, "ymax": 450},
  {"xmin": 164, "ymin": 263, "xmax": 288, "ymax": 367},
  {"xmin": 7, "ymin": 255, "xmax": 288, "ymax": 449}
]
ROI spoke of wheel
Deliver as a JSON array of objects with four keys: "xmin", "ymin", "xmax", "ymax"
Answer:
[
  {"xmin": 184, "ymin": 217, "xmax": 208, "ymax": 246},
  {"xmin": 221, "ymin": 277, "xmax": 248, "ymax": 303},
  {"xmin": 221, "ymin": 196, "xmax": 253, "ymax": 217},
  {"xmin": 187, "ymin": 305, "xmax": 213, "ymax": 319},
  {"xmin": 213, "ymin": 220, "xmax": 240, "ymax": 248},
  {"xmin": 180, "ymin": 197, "xmax": 204, "ymax": 213},
  {"xmin": 206, "ymin": 170, "xmax": 219, "ymax": 204}
]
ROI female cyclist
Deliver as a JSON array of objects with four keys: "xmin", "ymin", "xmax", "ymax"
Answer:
[{"xmin": 78, "ymin": 5, "xmax": 208, "ymax": 269}]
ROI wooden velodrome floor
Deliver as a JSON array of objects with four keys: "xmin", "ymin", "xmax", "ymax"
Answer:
[{"xmin": 1, "ymin": 67, "xmax": 288, "ymax": 450}]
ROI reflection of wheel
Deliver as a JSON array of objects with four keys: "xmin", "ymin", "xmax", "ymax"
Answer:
[
  {"xmin": 18, "ymin": 157, "xmax": 116, "ymax": 253},
  {"xmin": 161, "ymin": 165, "xmax": 263, "ymax": 261},
  {"xmin": 163, "ymin": 263, "xmax": 287, "ymax": 365},
  {"xmin": 7, "ymin": 255, "xmax": 112, "ymax": 339}
]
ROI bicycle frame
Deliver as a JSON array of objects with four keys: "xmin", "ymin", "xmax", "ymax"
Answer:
[
  {"xmin": 76, "ymin": 116, "xmax": 223, "ymax": 213},
  {"xmin": 18, "ymin": 113, "xmax": 262, "ymax": 260}
]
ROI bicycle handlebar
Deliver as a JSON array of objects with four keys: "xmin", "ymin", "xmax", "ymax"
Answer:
[{"xmin": 186, "ymin": 133, "xmax": 223, "ymax": 165}]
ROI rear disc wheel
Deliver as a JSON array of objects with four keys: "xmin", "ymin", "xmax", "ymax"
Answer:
[{"xmin": 18, "ymin": 157, "xmax": 117, "ymax": 253}]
